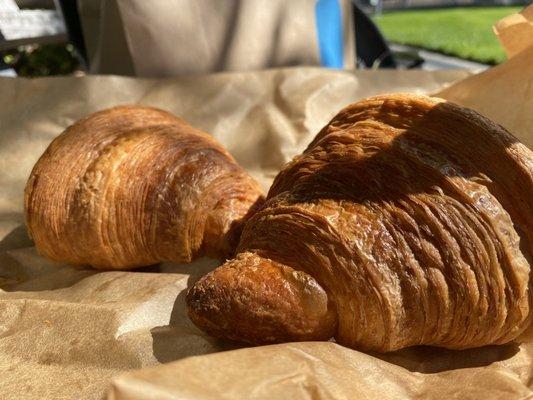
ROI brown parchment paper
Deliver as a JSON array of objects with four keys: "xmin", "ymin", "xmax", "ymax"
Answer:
[
  {"xmin": 493, "ymin": 5, "xmax": 533, "ymax": 59},
  {"xmin": 0, "ymin": 68, "xmax": 471, "ymax": 400}
]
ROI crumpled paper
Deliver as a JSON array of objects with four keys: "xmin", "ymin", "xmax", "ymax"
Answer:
[
  {"xmin": 493, "ymin": 5, "xmax": 533, "ymax": 59},
  {"xmin": 108, "ymin": 341, "xmax": 533, "ymax": 400},
  {"xmin": 0, "ymin": 68, "xmax": 470, "ymax": 400}
]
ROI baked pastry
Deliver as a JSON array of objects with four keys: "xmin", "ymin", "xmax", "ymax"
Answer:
[
  {"xmin": 25, "ymin": 106, "xmax": 263, "ymax": 270},
  {"xmin": 187, "ymin": 93, "xmax": 533, "ymax": 352}
]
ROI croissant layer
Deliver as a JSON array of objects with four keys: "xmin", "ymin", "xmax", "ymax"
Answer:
[
  {"xmin": 187, "ymin": 94, "xmax": 533, "ymax": 352},
  {"xmin": 25, "ymin": 106, "xmax": 263, "ymax": 269}
]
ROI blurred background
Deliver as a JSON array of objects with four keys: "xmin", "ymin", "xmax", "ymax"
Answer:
[{"xmin": 0, "ymin": 0, "xmax": 530, "ymax": 77}]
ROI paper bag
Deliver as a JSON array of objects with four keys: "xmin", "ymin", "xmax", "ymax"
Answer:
[
  {"xmin": 108, "ymin": 341, "xmax": 533, "ymax": 400},
  {"xmin": 0, "ymin": 68, "xmax": 471, "ymax": 400}
]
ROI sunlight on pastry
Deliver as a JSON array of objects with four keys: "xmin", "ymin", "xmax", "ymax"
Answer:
[
  {"xmin": 188, "ymin": 93, "xmax": 533, "ymax": 352},
  {"xmin": 24, "ymin": 106, "xmax": 264, "ymax": 270}
]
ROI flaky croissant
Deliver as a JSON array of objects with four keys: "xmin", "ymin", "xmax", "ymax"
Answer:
[
  {"xmin": 187, "ymin": 93, "xmax": 533, "ymax": 352},
  {"xmin": 24, "ymin": 106, "xmax": 263, "ymax": 270}
]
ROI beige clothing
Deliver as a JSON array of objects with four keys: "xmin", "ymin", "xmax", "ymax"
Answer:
[{"xmin": 78, "ymin": 0, "xmax": 355, "ymax": 77}]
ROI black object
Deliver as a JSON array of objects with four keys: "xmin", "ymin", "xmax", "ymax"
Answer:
[
  {"xmin": 352, "ymin": 2, "xmax": 397, "ymax": 68},
  {"xmin": 352, "ymin": 2, "xmax": 424, "ymax": 69},
  {"xmin": 56, "ymin": 0, "xmax": 88, "ymax": 67}
]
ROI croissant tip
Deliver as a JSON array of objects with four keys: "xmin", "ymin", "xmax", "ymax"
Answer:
[{"xmin": 186, "ymin": 252, "xmax": 338, "ymax": 345}]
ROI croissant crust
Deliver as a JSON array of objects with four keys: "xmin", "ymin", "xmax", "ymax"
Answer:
[
  {"xmin": 24, "ymin": 106, "xmax": 263, "ymax": 269},
  {"xmin": 188, "ymin": 93, "xmax": 533, "ymax": 352}
]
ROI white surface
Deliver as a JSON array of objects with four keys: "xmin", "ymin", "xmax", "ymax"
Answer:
[
  {"xmin": 391, "ymin": 44, "xmax": 490, "ymax": 73},
  {"xmin": 0, "ymin": 9, "xmax": 65, "ymax": 40},
  {"xmin": 0, "ymin": 68, "xmax": 16, "ymax": 76},
  {"xmin": 0, "ymin": 0, "xmax": 18, "ymax": 12}
]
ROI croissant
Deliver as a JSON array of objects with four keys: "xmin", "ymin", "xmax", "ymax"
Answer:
[
  {"xmin": 187, "ymin": 93, "xmax": 533, "ymax": 352},
  {"xmin": 24, "ymin": 106, "xmax": 263, "ymax": 270}
]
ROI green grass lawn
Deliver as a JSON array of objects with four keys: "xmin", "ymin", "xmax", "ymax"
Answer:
[{"xmin": 374, "ymin": 7, "xmax": 521, "ymax": 64}]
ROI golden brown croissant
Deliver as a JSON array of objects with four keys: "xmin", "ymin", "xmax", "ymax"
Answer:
[
  {"xmin": 24, "ymin": 106, "xmax": 263, "ymax": 270},
  {"xmin": 187, "ymin": 93, "xmax": 533, "ymax": 352}
]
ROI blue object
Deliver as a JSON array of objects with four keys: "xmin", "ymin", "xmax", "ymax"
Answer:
[{"xmin": 315, "ymin": 0, "xmax": 344, "ymax": 68}]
